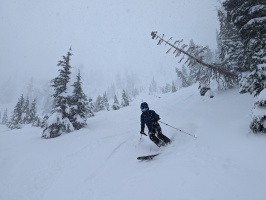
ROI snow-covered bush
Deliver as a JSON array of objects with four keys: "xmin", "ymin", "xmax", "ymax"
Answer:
[
  {"xmin": 42, "ymin": 112, "xmax": 74, "ymax": 138},
  {"xmin": 250, "ymin": 88, "xmax": 266, "ymax": 133}
]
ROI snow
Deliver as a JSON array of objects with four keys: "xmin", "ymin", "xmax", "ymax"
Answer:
[
  {"xmin": 1, "ymin": 85, "xmax": 266, "ymax": 200},
  {"xmin": 249, "ymin": 5, "xmax": 266, "ymax": 15}
]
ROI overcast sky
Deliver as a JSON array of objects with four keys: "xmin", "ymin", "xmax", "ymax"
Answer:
[{"xmin": 0, "ymin": 0, "xmax": 219, "ymax": 95}]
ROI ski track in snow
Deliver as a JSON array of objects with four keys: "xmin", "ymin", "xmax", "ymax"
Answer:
[{"xmin": 1, "ymin": 85, "xmax": 266, "ymax": 200}]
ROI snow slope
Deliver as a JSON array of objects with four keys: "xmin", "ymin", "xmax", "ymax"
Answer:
[{"xmin": 1, "ymin": 85, "xmax": 266, "ymax": 200}]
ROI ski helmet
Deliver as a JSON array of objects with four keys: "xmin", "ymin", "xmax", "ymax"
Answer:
[{"xmin": 140, "ymin": 102, "xmax": 149, "ymax": 112}]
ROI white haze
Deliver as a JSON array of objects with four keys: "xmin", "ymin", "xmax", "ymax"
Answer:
[{"xmin": 0, "ymin": 0, "xmax": 219, "ymax": 103}]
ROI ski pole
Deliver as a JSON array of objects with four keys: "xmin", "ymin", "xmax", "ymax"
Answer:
[{"xmin": 159, "ymin": 121, "xmax": 197, "ymax": 138}]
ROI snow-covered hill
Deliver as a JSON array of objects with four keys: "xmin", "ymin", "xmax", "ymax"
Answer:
[{"xmin": 1, "ymin": 85, "xmax": 266, "ymax": 200}]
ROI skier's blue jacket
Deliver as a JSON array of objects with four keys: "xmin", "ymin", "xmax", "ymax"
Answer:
[{"xmin": 141, "ymin": 110, "xmax": 160, "ymax": 132}]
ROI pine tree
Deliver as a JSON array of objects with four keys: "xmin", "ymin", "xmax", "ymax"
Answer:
[
  {"xmin": 250, "ymin": 88, "xmax": 266, "ymax": 133},
  {"xmin": 70, "ymin": 71, "xmax": 89, "ymax": 130},
  {"xmin": 121, "ymin": 89, "xmax": 129, "ymax": 107},
  {"xmin": 94, "ymin": 95, "xmax": 105, "ymax": 112},
  {"xmin": 8, "ymin": 95, "xmax": 24, "ymax": 129},
  {"xmin": 42, "ymin": 48, "xmax": 74, "ymax": 138},
  {"xmin": 223, "ymin": 0, "xmax": 266, "ymax": 96},
  {"xmin": 87, "ymin": 98, "xmax": 95, "ymax": 117},
  {"xmin": 2, "ymin": 108, "xmax": 8, "ymax": 125},
  {"xmin": 165, "ymin": 83, "xmax": 171, "ymax": 93},
  {"xmin": 29, "ymin": 98, "xmax": 37, "ymax": 124},
  {"xmin": 22, "ymin": 96, "xmax": 31, "ymax": 124},
  {"xmin": 102, "ymin": 91, "xmax": 110, "ymax": 111},
  {"xmin": 112, "ymin": 94, "xmax": 120, "ymax": 110},
  {"xmin": 171, "ymin": 81, "xmax": 177, "ymax": 93},
  {"xmin": 216, "ymin": 4, "xmax": 244, "ymax": 90}
]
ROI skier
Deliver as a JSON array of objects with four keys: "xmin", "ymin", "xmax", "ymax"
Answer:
[{"xmin": 140, "ymin": 102, "xmax": 171, "ymax": 147}]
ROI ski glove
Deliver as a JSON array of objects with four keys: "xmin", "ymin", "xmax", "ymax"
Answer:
[{"xmin": 140, "ymin": 130, "xmax": 147, "ymax": 136}]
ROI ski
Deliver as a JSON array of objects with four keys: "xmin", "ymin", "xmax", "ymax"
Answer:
[{"xmin": 137, "ymin": 153, "xmax": 160, "ymax": 160}]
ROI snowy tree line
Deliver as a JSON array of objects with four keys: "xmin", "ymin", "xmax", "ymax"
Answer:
[
  {"xmin": 41, "ymin": 48, "xmax": 134, "ymax": 139},
  {"xmin": 217, "ymin": 0, "xmax": 266, "ymax": 133},
  {"xmin": 150, "ymin": 0, "xmax": 265, "ymax": 133},
  {"xmin": 4, "ymin": 95, "xmax": 38, "ymax": 129}
]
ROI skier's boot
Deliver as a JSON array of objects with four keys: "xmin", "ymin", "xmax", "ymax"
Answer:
[
  {"xmin": 157, "ymin": 132, "xmax": 171, "ymax": 145},
  {"xmin": 149, "ymin": 133, "xmax": 165, "ymax": 147}
]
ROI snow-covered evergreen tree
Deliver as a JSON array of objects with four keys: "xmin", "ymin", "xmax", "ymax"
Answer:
[
  {"xmin": 121, "ymin": 89, "xmax": 129, "ymax": 107},
  {"xmin": 94, "ymin": 95, "xmax": 105, "ymax": 112},
  {"xmin": 2, "ymin": 108, "xmax": 8, "ymax": 125},
  {"xmin": 8, "ymin": 95, "xmax": 24, "ymax": 129},
  {"xmin": 42, "ymin": 48, "xmax": 74, "ymax": 139},
  {"xmin": 70, "ymin": 71, "xmax": 89, "ymax": 130},
  {"xmin": 223, "ymin": 0, "xmax": 266, "ymax": 96},
  {"xmin": 22, "ymin": 96, "xmax": 31, "ymax": 124},
  {"xmin": 87, "ymin": 98, "xmax": 95, "ymax": 117},
  {"xmin": 112, "ymin": 94, "xmax": 120, "ymax": 110},
  {"xmin": 29, "ymin": 98, "xmax": 37, "ymax": 124},
  {"xmin": 32, "ymin": 116, "xmax": 42, "ymax": 127},
  {"xmin": 250, "ymin": 88, "xmax": 266, "ymax": 133},
  {"xmin": 171, "ymin": 81, "xmax": 177, "ymax": 93},
  {"xmin": 102, "ymin": 92, "xmax": 110, "ymax": 111}
]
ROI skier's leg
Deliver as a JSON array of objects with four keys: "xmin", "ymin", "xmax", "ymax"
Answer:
[
  {"xmin": 155, "ymin": 125, "xmax": 171, "ymax": 144},
  {"xmin": 148, "ymin": 131, "xmax": 164, "ymax": 147}
]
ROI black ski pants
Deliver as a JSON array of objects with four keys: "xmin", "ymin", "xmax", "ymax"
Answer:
[{"xmin": 148, "ymin": 122, "xmax": 171, "ymax": 147}]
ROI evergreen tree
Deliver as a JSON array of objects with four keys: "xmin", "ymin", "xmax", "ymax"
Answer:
[
  {"xmin": 23, "ymin": 96, "xmax": 31, "ymax": 124},
  {"xmin": 2, "ymin": 108, "xmax": 8, "ymax": 125},
  {"xmin": 87, "ymin": 98, "xmax": 95, "ymax": 117},
  {"xmin": 171, "ymin": 81, "xmax": 177, "ymax": 93},
  {"xmin": 32, "ymin": 116, "xmax": 41, "ymax": 127},
  {"xmin": 94, "ymin": 95, "xmax": 105, "ymax": 112},
  {"xmin": 250, "ymin": 88, "xmax": 266, "ymax": 133},
  {"xmin": 102, "ymin": 91, "xmax": 110, "ymax": 111},
  {"xmin": 42, "ymin": 48, "xmax": 74, "ymax": 139},
  {"xmin": 216, "ymin": 5, "xmax": 243, "ymax": 90},
  {"xmin": 223, "ymin": 0, "xmax": 266, "ymax": 96},
  {"xmin": 8, "ymin": 95, "xmax": 24, "ymax": 129},
  {"xmin": 0, "ymin": 111, "xmax": 1, "ymax": 123},
  {"xmin": 121, "ymin": 89, "xmax": 129, "ymax": 107},
  {"xmin": 70, "ymin": 71, "xmax": 89, "ymax": 130},
  {"xmin": 29, "ymin": 98, "xmax": 37, "ymax": 124},
  {"xmin": 165, "ymin": 83, "xmax": 171, "ymax": 93},
  {"xmin": 112, "ymin": 94, "xmax": 120, "ymax": 110}
]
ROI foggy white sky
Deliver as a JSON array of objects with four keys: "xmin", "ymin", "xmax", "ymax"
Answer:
[{"xmin": 0, "ymin": 0, "xmax": 219, "ymax": 96}]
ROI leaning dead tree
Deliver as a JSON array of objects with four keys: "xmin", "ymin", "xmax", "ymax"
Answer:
[{"xmin": 151, "ymin": 31, "xmax": 238, "ymax": 80}]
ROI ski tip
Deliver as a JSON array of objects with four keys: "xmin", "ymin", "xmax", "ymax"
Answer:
[{"xmin": 137, "ymin": 153, "xmax": 160, "ymax": 161}]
